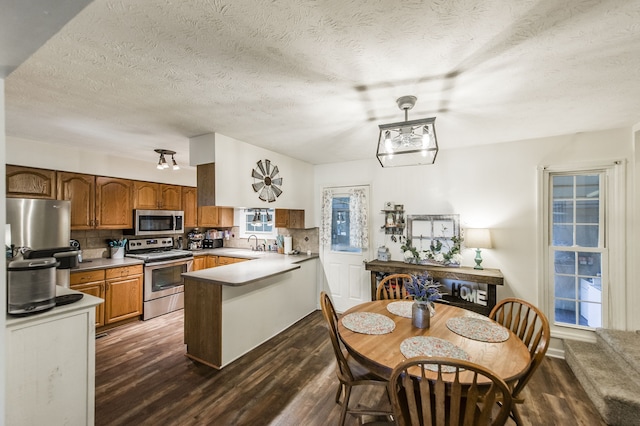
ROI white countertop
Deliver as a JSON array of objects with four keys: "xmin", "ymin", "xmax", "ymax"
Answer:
[
  {"xmin": 183, "ymin": 250, "xmax": 318, "ymax": 286},
  {"xmin": 6, "ymin": 286, "xmax": 104, "ymax": 326}
]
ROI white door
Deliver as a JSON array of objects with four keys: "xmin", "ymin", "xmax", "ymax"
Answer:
[{"xmin": 321, "ymin": 185, "xmax": 371, "ymax": 312}]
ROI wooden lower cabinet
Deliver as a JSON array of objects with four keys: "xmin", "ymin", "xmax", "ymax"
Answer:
[
  {"xmin": 71, "ymin": 264, "xmax": 143, "ymax": 328},
  {"xmin": 70, "ymin": 270, "xmax": 106, "ymax": 327},
  {"xmin": 193, "ymin": 255, "xmax": 247, "ymax": 270},
  {"xmin": 105, "ymin": 266, "xmax": 143, "ymax": 324},
  {"xmin": 217, "ymin": 256, "xmax": 248, "ymax": 266},
  {"xmin": 205, "ymin": 255, "xmax": 218, "ymax": 268},
  {"xmin": 193, "ymin": 255, "xmax": 207, "ymax": 271}
]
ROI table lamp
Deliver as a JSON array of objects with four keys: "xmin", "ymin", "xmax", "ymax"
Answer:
[{"xmin": 465, "ymin": 228, "xmax": 492, "ymax": 270}]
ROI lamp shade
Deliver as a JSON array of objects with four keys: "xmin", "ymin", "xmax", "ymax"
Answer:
[{"xmin": 465, "ymin": 228, "xmax": 492, "ymax": 249}]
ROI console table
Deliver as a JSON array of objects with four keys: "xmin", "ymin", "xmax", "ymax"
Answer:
[{"xmin": 365, "ymin": 260, "xmax": 504, "ymax": 315}]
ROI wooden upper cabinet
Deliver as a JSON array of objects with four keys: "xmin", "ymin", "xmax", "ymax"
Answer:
[
  {"xmin": 197, "ymin": 206, "xmax": 219, "ymax": 227},
  {"xmin": 133, "ymin": 182, "xmax": 182, "ymax": 210},
  {"xmin": 160, "ymin": 184, "xmax": 182, "ymax": 210},
  {"xmin": 6, "ymin": 165, "xmax": 57, "ymax": 199},
  {"xmin": 133, "ymin": 181, "xmax": 160, "ymax": 210},
  {"xmin": 57, "ymin": 172, "xmax": 96, "ymax": 230},
  {"xmin": 289, "ymin": 209, "xmax": 305, "ymax": 229},
  {"xmin": 96, "ymin": 177, "xmax": 133, "ymax": 229},
  {"xmin": 217, "ymin": 207, "xmax": 234, "ymax": 227},
  {"xmin": 275, "ymin": 209, "xmax": 305, "ymax": 229},
  {"xmin": 182, "ymin": 186, "xmax": 198, "ymax": 228},
  {"xmin": 275, "ymin": 208, "xmax": 289, "ymax": 228},
  {"xmin": 197, "ymin": 206, "xmax": 234, "ymax": 228}
]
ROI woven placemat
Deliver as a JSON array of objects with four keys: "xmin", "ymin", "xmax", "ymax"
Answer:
[
  {"xmin": 400, "ymin": 336, "xmax": 470, "ymax": 372},
  {"xmin": 386, "ymin": 301, "xmax": 413, "ymax": 318},
  {"xmin": 341, "ymin": 312, "xmax": 396, "ymax": 335},
  {"xmin": 446, "ymin": 316, "xmax": 510, "ymax": 342}
]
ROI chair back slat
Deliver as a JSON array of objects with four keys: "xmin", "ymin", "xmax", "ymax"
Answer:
[
  {"xmin": 389, "ymin": 357, "xmax": 513, "ymax": 426},
  {"xmin": 376, "ymin": 273, "xmax": 414, "ymax": 300}
]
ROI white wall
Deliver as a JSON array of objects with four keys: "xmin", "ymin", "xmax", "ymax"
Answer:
[
  {"xmin": 315, "ymin": 127, "xmax": 636, "ymax": 331},
  {"xmin": 214, "ymin": 133, "xmax": 315, "ymax": 215},
  {"xmin": 6, "ymin": 136, "xmax": 197, "ymax": 186},
  {"xmin": 1, "ymin": 77, "xmax": 7, "ymax": 426}
]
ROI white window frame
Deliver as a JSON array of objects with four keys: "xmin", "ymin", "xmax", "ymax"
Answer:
[
  {"xmin": 539, "ymin": 160, "xmax": 626, "ymax": 341},
  {"xmin": 235, "ymin": 208, "xmax": 277, "ymax": 240}
]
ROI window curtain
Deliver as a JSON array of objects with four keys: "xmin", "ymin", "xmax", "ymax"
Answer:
[
  {"xmin": 349, "ymin": 187, "xmax": 368, "ymax": 249},
  {"xmin": 320, "ymin": 188, "xmax": 333, "ymax": 246}
]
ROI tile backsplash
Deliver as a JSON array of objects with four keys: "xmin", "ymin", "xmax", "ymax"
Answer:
[
  {"xmin": 222, "ymin": 226, "xmax": 320, "ymax": 253},
  {"xmin": 72, "ymin": 227, "xmax": 320, "ymax": 259},
  {"xmin": 71, "ymin": 229, "xmax": 127, "ymax": 259}
]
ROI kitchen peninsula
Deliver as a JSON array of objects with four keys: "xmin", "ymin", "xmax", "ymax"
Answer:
[{"xmin": 182, "ymin": 250, "xmax": 318, "ymax": 369}]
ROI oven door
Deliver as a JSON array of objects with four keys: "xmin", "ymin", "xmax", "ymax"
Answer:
[{"xmin": 143, "ymin": 258, "xmax": 193, "ymax": 301}]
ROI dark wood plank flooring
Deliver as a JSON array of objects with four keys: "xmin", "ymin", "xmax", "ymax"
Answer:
[{"xmin": 95, "ymin": 310, "xmax": 607, "ymax": 426}]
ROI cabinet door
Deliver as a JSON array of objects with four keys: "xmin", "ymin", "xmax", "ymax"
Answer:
[
  {"xmin": 182, "ymin": 187, "xmax": 198, "ymax": 227},
  {"xmin": 133, "ymin": 181, "xmax": 160, "ymax": 209},
  {"xmin": 193, "ymin": 256, "xmax": 206, "ymax": 271},
  {"xmin": 275, "ymin": 209, "xmax": 289, "ymax": 228},
  {"xmin": 6, "ymin": 165, "xmax": 57, "ymax": 199},
  {"xmin": 105, "ymin": 274, "xmax": 143, "ymax": 324},
  {"xmin": 160, "ymin": 184, "xmax": 182, "ymax": 210},
  {"xmin": 217, "ymin": 207, "xmax": 234, "ymax": 227},
  {"xmin": 198, "ymin": 206, "xmax": 219, "ymax": 227},
  {"xmin": 217, "ymin": 256, "xmax": 237, "ymax": 266},
  {"xmin": 289, "ymin": 209, "xmax": 305, "ymax": 229},
  {"xmin": 205, "ymin": 255, "xmax": 218, "ymax": 268},
  {"xmin": 71, "ymin": 282, "xmax": 105, "ymax": 327},
  {"xmin": 96, "ymin": 177, "xmax": 133, "ymax": 229},
  {"xmin": 57, "ymin": 172, "xmax": 96, "ymax": 230}
]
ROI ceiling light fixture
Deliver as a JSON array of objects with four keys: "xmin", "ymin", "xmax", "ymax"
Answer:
[
  {"xmin": 376, "ymin": 96, "xmax": 438, "ymax": 167},
  {"xmin": 154, "ymin": 149, "xmax": 179, "ymax": 171}
]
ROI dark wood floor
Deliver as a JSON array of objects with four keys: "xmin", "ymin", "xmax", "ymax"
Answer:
[{"xmin": 95, "ymin": 310, "xmax": 607, "ymax": 426}]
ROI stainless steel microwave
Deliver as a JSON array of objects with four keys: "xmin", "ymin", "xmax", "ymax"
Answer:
[{"xmin": 134, "ymin": 210, "xmax": 184, "ymax": 236}]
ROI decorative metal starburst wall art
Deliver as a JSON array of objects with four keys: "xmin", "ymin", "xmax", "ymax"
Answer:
[{"xmin": 251, "ymin": 159, "xmax": 283, "ymax": 202}]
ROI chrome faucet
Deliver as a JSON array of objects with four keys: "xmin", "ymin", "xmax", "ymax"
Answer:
[{"xmin": 248, "ymin": 235, "xmax": 258, "ymax": 251}]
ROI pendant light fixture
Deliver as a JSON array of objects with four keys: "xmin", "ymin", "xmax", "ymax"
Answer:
[
  {"xmin": 154, "ymin": 149, "xmax": 180, "ymax": 170},
  {"xmin": 376, "ymin": 96, "xmax": 439, "ymax": 167}
]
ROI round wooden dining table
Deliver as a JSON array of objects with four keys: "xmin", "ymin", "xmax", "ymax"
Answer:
[{"xmin": 338, "ymin": 300, "xmax": 531, "ymax": 385}]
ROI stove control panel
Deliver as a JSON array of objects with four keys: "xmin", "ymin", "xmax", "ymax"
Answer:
[{"xmin": 127, "ymin": 237, "xmax": 174, "ymax": 252}]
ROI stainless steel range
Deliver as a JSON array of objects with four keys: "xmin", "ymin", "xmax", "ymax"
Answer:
[{"xmin": 126, "ymin": 237, "xmax": 193, "ymax": 320}]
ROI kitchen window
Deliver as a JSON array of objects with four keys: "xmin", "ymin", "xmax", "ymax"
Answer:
[{"xmin": 237, "ymin": 208, "xmax": 277, "ymax": 239}]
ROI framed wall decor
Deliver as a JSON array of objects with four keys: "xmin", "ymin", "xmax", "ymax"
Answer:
[{"xmin": 406, "ymin": 214, "xmax": 460, "ymax": 253}]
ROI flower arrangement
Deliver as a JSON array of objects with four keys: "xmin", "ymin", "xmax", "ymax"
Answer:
[
  {"xmin": 400, "ymin": 234, "xmax": 463, "ymax": 266},
  {"xmin": 404, "ymin": 272, "xmax": 447, "ymax": 303}
]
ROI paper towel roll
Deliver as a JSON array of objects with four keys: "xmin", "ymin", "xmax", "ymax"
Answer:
[{"xmin": 284, "ymin": 236, "xmax": 292, "ymax": 254}]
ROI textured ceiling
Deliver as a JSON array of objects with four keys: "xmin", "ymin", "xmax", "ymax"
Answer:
[{"xmin": 6, "ymin": 0, "xmax": 640, "ymax": 167}]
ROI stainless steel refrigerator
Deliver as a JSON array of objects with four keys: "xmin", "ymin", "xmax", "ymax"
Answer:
[{"xmin": 6, "ymin": 198, "xmax": 77, "ymax": 287}]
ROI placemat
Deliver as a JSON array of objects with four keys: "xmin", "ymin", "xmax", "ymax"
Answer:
[
  {"xmin": 400, "ymin": 337, "xmax": 470, "ymax": 372},
  {"xmin": 341, "ymin": 312, "xmax": 396, "ymax": 335},
  {"xmin": 446, "ymin": 317, "xmax": 510, "ymax": 342},
  {"xmin": 386, "ymin": 301, "xmax": 413, "ymax": 318}
]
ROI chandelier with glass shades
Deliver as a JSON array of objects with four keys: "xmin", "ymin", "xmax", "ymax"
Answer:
[{"xmin": 376, "ymin": 96, "xmax": 438, "ymax": 167}]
